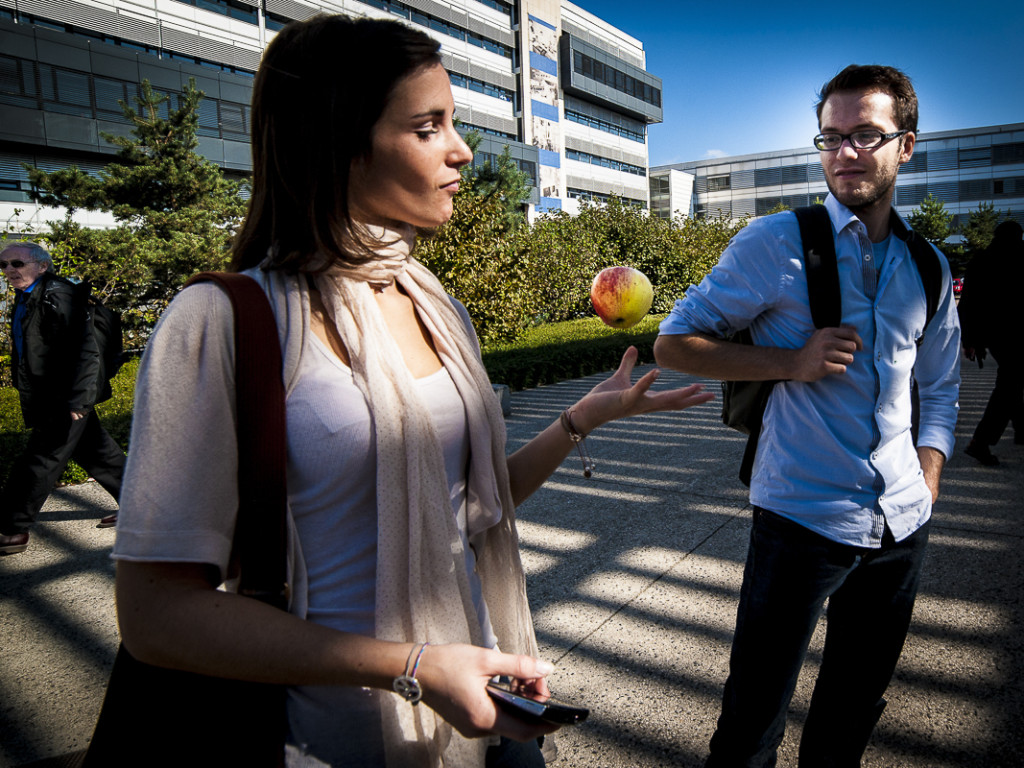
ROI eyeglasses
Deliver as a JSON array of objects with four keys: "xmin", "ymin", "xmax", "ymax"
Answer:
[
  {"xmin": 0, "ymin": 259, "xmax": 36, "ymax": 269},
  {"xmin": 813, "ymin": 129, "xmax": 908, "ymax": 152}
]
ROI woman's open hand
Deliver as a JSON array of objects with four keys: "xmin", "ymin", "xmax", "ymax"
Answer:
[{"xmin": 571, "ymin": 346, "xmax": 715, "ymax": 434}]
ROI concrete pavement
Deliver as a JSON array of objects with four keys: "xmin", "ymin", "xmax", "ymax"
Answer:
[{"xmin": 2, "ymin": 359, "xmax": 1022, "ymax": 767}]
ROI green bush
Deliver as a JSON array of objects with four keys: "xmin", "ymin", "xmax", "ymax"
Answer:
[
  {"xmin": 419, "ymin": 190, "xmax": 742, "ymax": 347},
  {"xmin": 0, "ymin": 357, "xmax": 138, "ymax": 488}
]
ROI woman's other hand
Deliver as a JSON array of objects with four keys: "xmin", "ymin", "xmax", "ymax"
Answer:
[{"xmin": 416, "ymin": 644, "xmax": 560, "ymax": 742}]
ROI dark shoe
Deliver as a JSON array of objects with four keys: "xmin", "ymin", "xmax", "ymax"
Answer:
[
  {"xmin": 97, "ymin": 513, "xmax": 118, "ymax": 529},
  {"xmin": 0, "ymin": 531, "xmax": 29, "ymax": 555},
  {"xmin": 965, "ymin": 440, "xmax": 999, "ymax": 466}
]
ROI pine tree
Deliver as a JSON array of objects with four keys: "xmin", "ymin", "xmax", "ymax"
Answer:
[
  {"xmin": 26, "ymin": 79, "xmax": 247, "ymax": 342},
  {"xmin": 460, "ymin": 132, "xmax": 531, "ymax": 232},
  {"xmin": 960, "ymin": 201, "xmax": 1011, "ymax": 259},
  {"xmin": 907, "ymin": 193, "xmax": 955, "ymax": 247}
]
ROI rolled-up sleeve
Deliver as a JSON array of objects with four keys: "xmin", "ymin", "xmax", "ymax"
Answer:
[{"xmin": 659, "ymin": 215, "xmax": 795, "ymax": 341}]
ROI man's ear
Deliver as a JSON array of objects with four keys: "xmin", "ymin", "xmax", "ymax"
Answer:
[{"xmin": 898, "ymin": 131, "xmax": 916, "ymax": 166}]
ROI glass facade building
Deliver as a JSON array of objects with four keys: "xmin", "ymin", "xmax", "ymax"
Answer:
[
  {"xmin": 650, "ymin": 123, "xmax": 1024, "ymax": 226},
  {"xmin": 0, "ymin": 0, "xmax": 662, "ymax": 230}
]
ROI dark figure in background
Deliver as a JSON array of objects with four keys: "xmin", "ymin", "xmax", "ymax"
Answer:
[
  {"xmin": 0, "ymin": 241, "xmax": 124, "ymax": 556},
  {"xmin": 960, "ymin": 219, "xmax": 1024, "ymax": 466}
]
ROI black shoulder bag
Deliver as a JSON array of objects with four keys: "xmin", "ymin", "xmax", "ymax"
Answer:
[{"xmin": 83, "ymin": 272, "xmax": 289, "ymax": 768}]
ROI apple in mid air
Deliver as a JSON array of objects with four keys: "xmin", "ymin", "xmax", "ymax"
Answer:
[{"xmin": 590, "ymin": 266, "xmax": 653, "ymax": 329}]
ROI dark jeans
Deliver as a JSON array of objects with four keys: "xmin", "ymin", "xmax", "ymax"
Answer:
[
  {"xmin": 486, "ymin": 736, "xmax": 546, "ymax": 768},
  {"xmin": 973, "ymin": 344, "xmax": 1024, "ymax": 446},
  {"xmin": 0, "ymin": 409, "xmax": 125, "ymax": 534},
  {"xmin": 705, "ymin": 508, "xmax": 930, "ymax": 768}
]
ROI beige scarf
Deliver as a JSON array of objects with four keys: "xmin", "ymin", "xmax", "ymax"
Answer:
[{"xmin": 314, "ymin": 225, "xmax": 539, "ymax": 767}]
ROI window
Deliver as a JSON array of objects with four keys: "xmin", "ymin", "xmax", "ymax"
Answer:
[
  {"xmin": 449, "ymin": 72, "xmax": 514, "ymax": 103},
  {"xmin": 567, "ymin": 187, "xmax": 647, "ymax": 208},
  {"xmin": 220, "ymin": 102, "xmax": 248, "ymax": 137},
  {"xmin": 0, "ymin": 54, "xmax": 254, "ymax": 142},
  {"xmin": 564, "ymin": 109, "xmax": 645, "ymax": 143},
  {"xmin": 572, "ymin": 51, "xmax": 661, "ymax": 108},
  {"xmin": 707, "ymin": 175, "xmax": 730, "ymax": 192},
  {"xmin": 94, "ymin": 77, "xmax": 133, "ymax": 119},
  {"xmin": 355, "ymin": 0, "xmax": 512, "ymax": 58},
  {"xmin": 187, "ymin": 0, "xmax": 258, "ymax": 25},
  {"xmin": 470, "ymin": 0, "xmax": 511, "ymax": 15},
  {"xmin": 565, "ymin": 149, "xmax": 646, "ymax": 176}
]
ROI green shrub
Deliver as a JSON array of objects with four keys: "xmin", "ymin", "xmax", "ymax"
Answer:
[{"xmin": 0, "ymin": 357, "xmax": 138, "ymax": 488}]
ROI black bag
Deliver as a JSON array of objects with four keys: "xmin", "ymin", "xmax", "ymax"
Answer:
[
  {"xmin": 82, "ymin": 272, "xmax": 289, "ymax": 768},
  {"xmin": 86, "ymin": 293, "xmax": 124, "ymax": 385},
  {"xmin": 722, "ymin": 205, "xmax": 942, "ymax": 486}
]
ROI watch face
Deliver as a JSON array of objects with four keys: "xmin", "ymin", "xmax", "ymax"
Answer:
[{"xmin": 393, "ymin": 674, "xmax": 422, "ymax": 704}]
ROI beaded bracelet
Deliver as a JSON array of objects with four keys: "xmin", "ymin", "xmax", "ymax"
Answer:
[
  {"xmin": 393, "ymin": 642, "xmax": 430, "ymax": 705},
  {"xmin": 560, "ymin": 408, "xmax": 595, "ymax": 478}
]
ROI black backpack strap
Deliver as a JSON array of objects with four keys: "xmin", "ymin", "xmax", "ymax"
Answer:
[
  {"xmin": 737, "ymin": 205, "xmax": 839, "ymax": 487},
  {"xmin": 891, "ymin": 211, "xmax": 941, "ymax": 331},
  {"xmin": 794, "ymin": 204, "xmax": 842, "ymax": 329}
]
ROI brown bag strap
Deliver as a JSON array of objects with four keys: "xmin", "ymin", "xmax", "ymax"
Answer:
[{"xmin": 185, "ymin": 271, "xmax": 288, "ymax": 609}]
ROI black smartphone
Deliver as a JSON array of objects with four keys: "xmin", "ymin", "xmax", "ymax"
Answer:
[{"xmin": 486, "ymin": 681, "xmax": 589, "ymax": 725}]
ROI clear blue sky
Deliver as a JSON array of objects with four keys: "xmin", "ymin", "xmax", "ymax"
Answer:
[{"xmin": 573, "ymin": 0, "xmax": 1024, "ymax": 167}]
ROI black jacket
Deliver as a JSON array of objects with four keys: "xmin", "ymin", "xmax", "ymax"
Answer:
[{"xmin": 10, "ymin": 272, "xmax": 101, "ymax": 427}]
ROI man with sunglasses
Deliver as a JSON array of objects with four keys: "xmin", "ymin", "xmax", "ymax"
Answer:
[
  {"xmin": 0, "ymin": 241, "xmax": 125, "ymax": 555},
  {"xmin": 655, "ymin": 65, "xmax": 960, "ymax": 766}
]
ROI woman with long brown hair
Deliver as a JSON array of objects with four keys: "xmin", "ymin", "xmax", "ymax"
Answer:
[{"xmin": 111, "ymin": 14, "xmax": 712, "ymax": 767}]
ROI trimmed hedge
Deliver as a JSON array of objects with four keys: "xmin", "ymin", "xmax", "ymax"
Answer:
[{"xmin": 481, "ymin": 314, "xmax": 663, "ymax": 391}]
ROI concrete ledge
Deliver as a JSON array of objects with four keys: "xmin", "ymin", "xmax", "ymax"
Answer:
[{"xmin": 492, "ymin": 383, "xmax": 511, "ymax": 417}]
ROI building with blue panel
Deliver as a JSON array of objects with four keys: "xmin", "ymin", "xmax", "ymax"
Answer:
[{"xmin": 0, "ymin": 0, "xmax": 662, "ymax": 229}]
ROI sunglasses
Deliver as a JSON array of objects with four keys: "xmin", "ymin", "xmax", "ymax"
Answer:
[{"xmin": 0, "ymin": 259, "xmax": 36, "ymax": 269}]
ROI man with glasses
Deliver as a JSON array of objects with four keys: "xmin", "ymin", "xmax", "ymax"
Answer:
[
  {"xmin": 0, "ymin": 241, "xmax": 125, "ymax": 555},
  {"xmin": 655, "ymin": 65, "xmax": 960, "ymax": 766}
]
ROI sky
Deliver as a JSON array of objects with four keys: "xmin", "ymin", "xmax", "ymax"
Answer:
[{"xmin": 571, "ymin": 0, "xmax": 1024, "ymax": 167}]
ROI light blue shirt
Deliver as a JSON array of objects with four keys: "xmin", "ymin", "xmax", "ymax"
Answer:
[{"xmin": 660, "ymin": 195, "xmax": 961, "ymax": 547}]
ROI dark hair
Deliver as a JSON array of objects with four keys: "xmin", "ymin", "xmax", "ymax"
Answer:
[
  {"xmin": 231, "ymin": 14, "xmax": 442, "ymax": 272},
  {"xmin": 815, "ymin": 64, "xmax": 918, "ymax": 134},
  {"xmin": 992, "ymin": 220, "xmax": 1023, "ymax": 246}
]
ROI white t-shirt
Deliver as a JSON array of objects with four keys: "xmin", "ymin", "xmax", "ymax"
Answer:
[{"xmin": 113, "ymin": 277, "xmax": 495, "ymax": 766}]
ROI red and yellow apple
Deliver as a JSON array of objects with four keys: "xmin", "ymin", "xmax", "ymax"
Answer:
[{"xmin": 590, "ymin": 266, "xmax": 653, "ymax": 329}]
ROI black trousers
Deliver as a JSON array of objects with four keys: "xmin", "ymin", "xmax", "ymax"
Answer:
[
  {"xmin": 705, "ymin": 508, "xmax": 930, "ymax": 768},
  {"xmin": 0, "ymin": 409, "xmax": 126, "ymax": 534},
  {"xmin": 973, "ymin": 343, "xmax": 1024, "ymax": 446}
]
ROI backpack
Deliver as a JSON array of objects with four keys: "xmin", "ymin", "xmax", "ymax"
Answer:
[
  {"xmin": 83, "ymin": 286, "xmax": 125, "ymax": 400},
  {"xmin": 721, "ymin": 204, "xmax": 942, "ymax": 486}
]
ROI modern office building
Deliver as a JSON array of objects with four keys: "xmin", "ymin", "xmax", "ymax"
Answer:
[
  {"xmin": 0, "ymin": 0, "xmax": 662, "ymax": 232},
  {"xmin": 650, "ymin": 123, "xmax": 1024, "ymax": 228}
]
